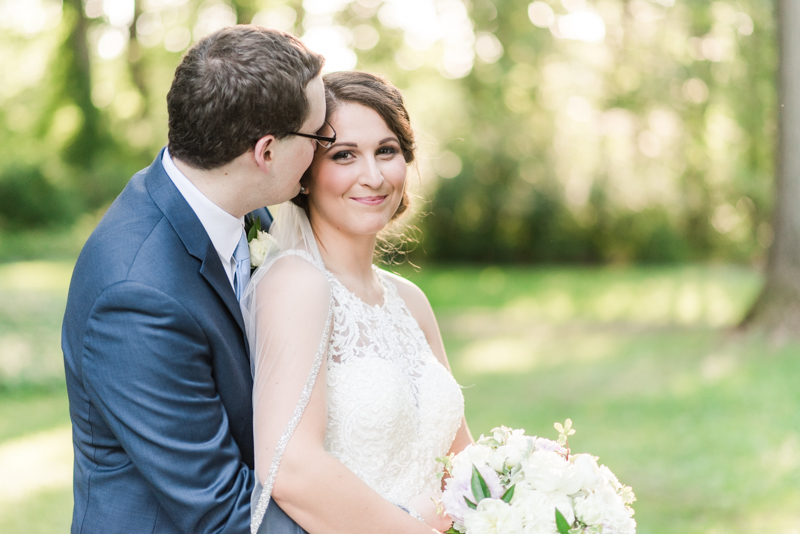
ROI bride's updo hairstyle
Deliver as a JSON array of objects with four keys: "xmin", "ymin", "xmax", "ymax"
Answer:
[{"xmin": 293, "ymin": 71, "xmax": 416, "ymax": 221}]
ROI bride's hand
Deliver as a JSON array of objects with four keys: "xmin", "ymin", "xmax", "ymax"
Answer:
[{"xmin": 406, "ymin": 491, "xmax": 453, "ymax": 532}]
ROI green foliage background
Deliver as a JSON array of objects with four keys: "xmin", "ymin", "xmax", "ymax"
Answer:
[
  {"xmin": 0, "ymin": 0, "xmax": 778, "ymax": 264},
  {"xmin": 2, "ymin": 3, "xmax": 798, "ymax": 530}
]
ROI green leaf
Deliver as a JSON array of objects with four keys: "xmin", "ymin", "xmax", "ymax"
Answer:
[
  {"xmin": 464, "ymin": 496, "xmax": 477, "ymax": 510},
  {"xmin": 501, "ymin": 484, "xmax": 515, "ymax": 503},
  {"xmin": 245, "ymin": 216, "xmax": 262, "ymax": 242},
  {"xmin": 471, "ymin": 465, "xmax": 489, "ymax": 503},
  {"xmin": 444, "ymin": 527, "xmax": 461, "ymax": 534},
  {"xmin": 555, "ymin": 508, "xmax": 571, "ymax": 534}
]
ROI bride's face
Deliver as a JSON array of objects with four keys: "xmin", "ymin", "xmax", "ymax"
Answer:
[{"xmin": 305, "ymin": 102, "xmax": 407, "ymax": 237}]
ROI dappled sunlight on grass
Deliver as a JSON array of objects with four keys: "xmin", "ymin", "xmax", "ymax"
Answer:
[
  {"xmin": 0, "ymin": 486, "xmax": 72, "ymax": 534},
  {"xmin": 461, "ymin": 336, "xmax": 538, "ymax": 373},
  {"xmin": 0, "ymin": 262, "xmax": 794, "ymax": 534},
  {"xmin": 0, "ymin": 261, "xmax": 72, "ymax": 385},
  {"xmin": 459, "ymin": 328, "xmax": 622, "ymax": 374},
  {"xmin": 0, "ymin": 391, "xmax": 72, "ymax": 533},
  {"xmin": 740, "ymin": 508, "xmax": 800, "ymax": 534},
  {"xmin": 0, "ymin": 261, "xmax": 73, "ymax": 293},
  {"xmin": 499, "ymin": 274, "xmax": 757, "ymax": 326},
  {"xmin": 401, "ymin": 265, "xmax": 800, "ymax": 533},
  {"xmin": 0, "ymin": 426, "xmax": 72, "ymax": 503},
  {"xmin": 447, "ymin": 333, "xmax": 800, "ymax": 534},
  {"xmin": 406, "ymin": 264, "xmax": 763, "ymax": 327}
]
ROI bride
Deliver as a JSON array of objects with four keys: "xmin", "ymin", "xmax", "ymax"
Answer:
[{"xmin": 242, "ymin": 71, "xmax": 473, "ymax": 534}]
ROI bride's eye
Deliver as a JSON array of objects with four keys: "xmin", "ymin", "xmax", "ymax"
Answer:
[
  {"xmin": 377, "ymin": 146, "xmax": 398, "ymax": 157},
  {"xmin": 332, "ymin": 150, "xmax": 354, "ymax": 161}
]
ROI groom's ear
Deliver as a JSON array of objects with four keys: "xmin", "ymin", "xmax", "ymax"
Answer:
[{"xmin": 254, "ymin": 135, "xmax": 276, "ymax": 172}]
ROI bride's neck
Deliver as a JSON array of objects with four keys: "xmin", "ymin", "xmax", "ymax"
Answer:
[{"xmin": 311, "ymin": 217, "xmax": 378, "ymax": 284}]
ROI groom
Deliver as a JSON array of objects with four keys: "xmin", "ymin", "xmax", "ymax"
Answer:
[{"xmin": 62, "ymin": 26, "xmax": 324, "ymax": 533}]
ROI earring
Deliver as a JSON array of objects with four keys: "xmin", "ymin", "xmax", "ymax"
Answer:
[{"xmin": 300, "ymin": 186, "xmax": 308, "ymax": 194}]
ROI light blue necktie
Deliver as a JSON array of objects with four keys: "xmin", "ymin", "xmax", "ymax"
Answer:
[{"xmin": 233, "ymin": 231, "xmax": 251, "ymax": 302}]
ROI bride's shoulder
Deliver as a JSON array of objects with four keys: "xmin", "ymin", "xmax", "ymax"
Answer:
[
  {"xmin": 379, "ymin": 268, "xmax": 449, "ymax": 363},
  {"xmin": 255, "ymin": 251, "xmax": 330, "ymax": 303},
  {"xmin": 379, "ymin": 269, "xmax": 435, "ymax": 321}
]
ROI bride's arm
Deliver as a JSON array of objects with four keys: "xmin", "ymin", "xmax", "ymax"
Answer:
[
  {"xmin": 387, "ymin": 272, "xmax": 475, "ymax": 455},
  {"xmin": 272, "ymin": 356, "xmax": 437, "ymax": 533},
  {"xmin": 252, "ymin": 258, "xmax": 439, "ymax": 534}
]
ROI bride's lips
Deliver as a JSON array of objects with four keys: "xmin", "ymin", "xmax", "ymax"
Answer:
[{"xmin": 350, "ymin": 195, "xmax": 387, "ymax": 206}]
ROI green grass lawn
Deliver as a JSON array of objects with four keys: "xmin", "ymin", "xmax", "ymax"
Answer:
[{"xmin": 2, "ymin": 260, "xmax": 799, "ymax": 533}]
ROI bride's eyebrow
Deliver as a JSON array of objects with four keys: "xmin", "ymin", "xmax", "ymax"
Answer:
[
  {"xmin": 324, "ymin": 141, "xmax": 357, "ymax": 152},
  {"xmin": 379, "ymin": 137, "xmax": 400, "ymax": 145}
]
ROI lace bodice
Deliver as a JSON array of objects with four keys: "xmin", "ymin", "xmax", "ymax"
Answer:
[
  {"xmin": 246, "ymin": 237, "xmax": 466, "ymax": 534},
  {"xmin": 323, "ymin": 267, "xmax": 465, "ymax": 509}
]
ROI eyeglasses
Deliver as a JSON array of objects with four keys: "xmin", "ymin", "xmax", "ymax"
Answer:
[{"xmin": 288, "ymin": 121, "xmax": 336, "ymax": 148}]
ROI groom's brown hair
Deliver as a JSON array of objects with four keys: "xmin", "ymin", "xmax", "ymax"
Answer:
[{"xmin": 167, "ymin": 26, "xmax": 324, "ymax": 170}]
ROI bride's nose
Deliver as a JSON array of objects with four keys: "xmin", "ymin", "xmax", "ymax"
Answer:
[{"xmin": 359, "ymin": 156, "xmax": 384, "ymax": 189}]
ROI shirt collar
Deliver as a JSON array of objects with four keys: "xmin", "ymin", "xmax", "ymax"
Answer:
[{"xmin": 162, "ymin": 149, "xmax": 244, "ymax": 265}]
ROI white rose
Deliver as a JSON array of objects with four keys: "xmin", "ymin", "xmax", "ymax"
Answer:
[
  {"xmin": 489, "ymin": 444, "xmax": 524, "ymax": 472},
  {"xmin": 248, "ymin": 231, "xmax": 279, "ymax": 268},
  {"xmin": 463, "ymin": 498, "xmax": 524, "ymax": 534},
  {"xmin": 573, "ymin": 490, "xmax": 606, "ymax": 526},
  {"xmin": 451, "ymin": 446, "xmax": 477, "ymax": 480},
  {"xmin": 511, "ymin": 486, "xmax": 575, "ymax": 534},
  {"xmin": 572, "ymin": 454, "xmax": 604, "ymax": 492},
  {"xmin": 466, "ymin": 443, "xmax": 493, "ymax": 467},
  {"xmin": 533, "ymin": 437, "xmax": 566, "ymax": 455},
  {"xmin": 508, "ymin": 434, "xmax": 534, "ymax": 459},
  {"xmin": 522, "ymin": 450, "xmax": 584, "ymax": 495},
  {"xmin": 491, "ymin": 426, "xmax": 512, "ymax": 444},
  {"xmin": 600, "ymin": 494, "xmax": 636, "ymax": 534},
  {"xmin": 574, "ymin": 486, "xmax": 635, "ymax": 534},
  {"xmin": 488, "ymin": 449, "xmax": 506, "ymax": 472}
]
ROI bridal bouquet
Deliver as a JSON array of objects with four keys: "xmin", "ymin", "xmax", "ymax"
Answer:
[{"xmin": 438, "ymin": 421, "xmax": 635, "ymax": 534}]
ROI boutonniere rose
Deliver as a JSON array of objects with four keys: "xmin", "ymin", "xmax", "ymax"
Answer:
[
  {"xmin": 245, "ymin": 215, "xmax": 279, "ymax": 269},
  {"xmin": 249, "ymin": 230, "xmax": 279, "ymax": 269}
]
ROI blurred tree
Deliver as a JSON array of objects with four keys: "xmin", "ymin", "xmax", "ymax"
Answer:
[
  {"xmin": 231, "ymin": 0, "xmax": 259, "ymax": 24},
  {"xmin": 127, "ymin": 0, "xmax": 150, "ymax": 118},
  {"xmin": 57, "ymin": 0, "xmax": 108, "ymax": 170},
  {"xmin": 742, "ymin": 0, "xmax": 800, "ymax": 336},
  {"xmin": 0, "ymin": 0, "xmax": 781, "ymax": 263},
  {"xmin": 415, "ymin": 0, "xmax": 775, "ymax": 264}
]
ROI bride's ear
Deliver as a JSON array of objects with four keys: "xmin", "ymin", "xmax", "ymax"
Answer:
[{"xmin": 254, "ymin": 135, "xmax": 276, "ymax": 172}]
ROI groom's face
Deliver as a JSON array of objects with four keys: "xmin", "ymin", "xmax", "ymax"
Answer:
[{"xmin": 263, "ymin": 75, "xmax": 327, "ymax": 203}]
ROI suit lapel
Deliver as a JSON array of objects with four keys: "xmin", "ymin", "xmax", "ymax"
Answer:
[
  {"xmin": 143, "ymin": 149, "xmax": 248, "ymax": 347},
  {"xmin": 198, "ymin": 249, "xmax": 248, "ymax": 341}
]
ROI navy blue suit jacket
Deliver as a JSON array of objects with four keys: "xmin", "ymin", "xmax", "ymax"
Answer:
[{"xmin": 62, "ymin": 150, "xmax": 304, "ymax": 533}]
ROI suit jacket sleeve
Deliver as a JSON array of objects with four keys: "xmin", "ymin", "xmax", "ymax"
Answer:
[{"xmin": 82, "ymin": 280, "xmax": 253, "ymax": 534}]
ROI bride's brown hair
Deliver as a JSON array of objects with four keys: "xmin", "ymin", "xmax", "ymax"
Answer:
[{"xmin": 292, "ymin": 71, "xmax": 416, "ymax": 220}]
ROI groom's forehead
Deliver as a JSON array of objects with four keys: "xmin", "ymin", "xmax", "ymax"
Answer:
[{"xmin": 307, "ymin": 76, "xmax": 327, "ymax": 127}]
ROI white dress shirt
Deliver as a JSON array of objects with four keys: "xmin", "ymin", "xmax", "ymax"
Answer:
[{"xmin": 162, "ymin": 148, "xmax": 243, "ymax": 288}]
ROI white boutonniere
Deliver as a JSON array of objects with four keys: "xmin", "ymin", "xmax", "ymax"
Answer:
[
  {"xmin": 245, "ymin": 215, "xmax": 279, "ymax": 269},
  {"xmin": 248, "ymin": 230, "xmax": 279, "ymax": 269}
]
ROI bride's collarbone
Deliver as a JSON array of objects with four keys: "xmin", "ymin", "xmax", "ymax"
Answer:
[{"xmin": 331, "ymin": 270, "xmax": 386, "ymax": 308}]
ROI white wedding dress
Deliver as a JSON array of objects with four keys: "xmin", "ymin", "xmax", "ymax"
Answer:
[{"xmin": 242, "ymin": 203, "xmax": 465, "ymax": 533}]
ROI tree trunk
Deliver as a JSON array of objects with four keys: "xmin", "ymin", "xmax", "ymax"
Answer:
[
  {"xmin": 61, "ymin": 0, "xmax": 104, "ymax": 170},
  {"xmin": 231, "ymin": 0, "xmax": 258, "ymax": 24},
  {"xmin": 741, "ymin": 0, "xmax": 800, "ymax": 337},
  {"xmin": 128, "ymin": 0, "xmax": 149, "ymax": 117}
]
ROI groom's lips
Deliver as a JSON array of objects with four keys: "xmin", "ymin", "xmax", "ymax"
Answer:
[{"xmin": 350, "ymin": 195, "xmax": 387, "ymax": 205}]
